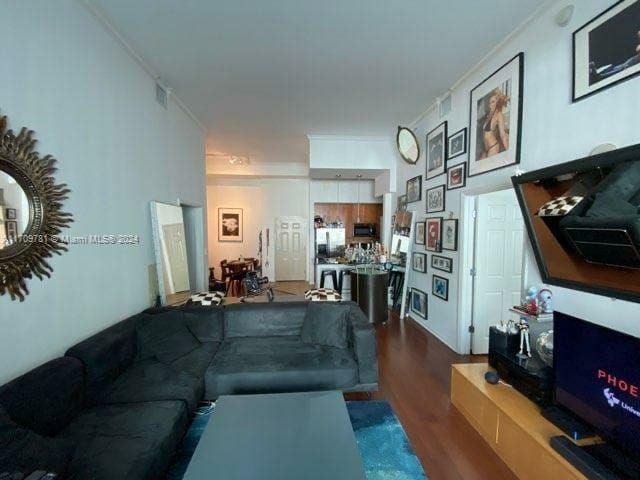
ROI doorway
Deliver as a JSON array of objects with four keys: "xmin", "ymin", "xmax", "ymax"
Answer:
[
  {"xmin": 469, "ymin": 188, "xmax": 525, "ymax": 354},
  {"xmin": 275, "ymin": 216, "xmax": 307, "ymax": 281}
]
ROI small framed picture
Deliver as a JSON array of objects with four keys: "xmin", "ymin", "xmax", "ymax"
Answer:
[
  {"xmin": 415, "ymin": 221, "xmax": 426, "ymax": 245},
  {"xmin": 5, "ymin": 220, "xmax": 18, "ymax": 242},
  {"xmin": 426, "ymin": 217, "xmax": 442, "ymax": 252},
  {"xmin": 397, "ymin": 194, "xmax": 407, "ymax": 212},
  {"xmin": 432, "ymin": 275, "xmax": 449, "ymax": 301},
  {"xmin": 426, "ymin": 185, "xmax": 445, "ymax": 214},
  {"xmin": 447, "ymin": 128, "xmax": 467, "ymax": 160},
  {"xmin": 218, "ymin": 208, "xmax": 243, "ymax": 242},
  {"xmin": 442, "ymin": 219, "xmax": 458, "ymax": 251},
  {"xmin": 431, "ymin": 255, "xmax": 453, "ymax": 273},
  {"xmin": 426, "ymin": 121, "xmax": 447, "ymax": 179},
  {"xmin": 446, "ymin": 163, "xmax": 466, "ymax": 190},
  {"xmin": 406, "ymin": 175, "xmax": 422, "ymax": 203},
  {"xmin": 412, "ymin": 252, "xmax": 427, "ymax": 273},
  {"xmin": 573, "ymin": 0, "xmax": 640, "ymax": 102},
  {"xmin": 5, "ymin": 208, "xmax": 17, "ymax": 220},
  {"xmin": 410, "ymin": 288, "xmax": 428, "ymax": 319}
]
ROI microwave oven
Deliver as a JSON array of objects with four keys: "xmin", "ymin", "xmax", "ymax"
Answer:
[{"xmin": 353, "ymin": 223, "xmax": 376, "ymax": 238}]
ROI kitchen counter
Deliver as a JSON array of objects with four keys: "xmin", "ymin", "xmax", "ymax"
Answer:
[{"xmin": 315, "ymin": 261, "xmax": 388, "ymax": 301}]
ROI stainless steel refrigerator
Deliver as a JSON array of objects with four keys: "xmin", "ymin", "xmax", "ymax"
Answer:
[{"xmin": 315, "ymin": 227, "xmax": 346, "ymax": 260}]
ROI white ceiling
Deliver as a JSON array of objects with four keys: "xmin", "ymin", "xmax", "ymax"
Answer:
[{"xmin": 89, "ymin": 0, "xmax": 545, "ymax": 164}]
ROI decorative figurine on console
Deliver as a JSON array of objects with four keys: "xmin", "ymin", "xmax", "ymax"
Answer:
[
  {"xmin": 538, "ymin": 287, "xmax": 553, "ymax": 314},
  {"xmin": 517, "ymin": 317, "xmax": 532, "ymax": 358}
]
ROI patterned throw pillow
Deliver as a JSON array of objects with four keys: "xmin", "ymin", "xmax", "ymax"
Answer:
[
  {"xmin": 187, "ymin": 291, "xmax": 225, "ymax": 306},
  {"xmin": 536, "ymin": 196, "xmax": 584, "ymax": 217},
  {"xmin": 303, "ymin": 288, "xmax": 342, "ymax": 302}
]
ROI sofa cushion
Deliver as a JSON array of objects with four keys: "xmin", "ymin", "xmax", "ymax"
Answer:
[
  {"xmin": 137, "ymin": 311, "xmax": 201, "ymax": 363},
  {"xmin": 182, "ymin": 308, "xmax": 224, "ymax": 342},
  {"xmin": 0, "ymin": 405, "xmax": 74, "ymax": 476},
  {"xmin": 0, "ymin": 357, "xmax": 84, "ymax": 436},
  {"xmin": 205, "ymin": 337, "xmax": 358, "ymax": 399},
  {"xmin": 223, "ymin": 302, "xmax": 307, "ymax": 338},
  {"xmin": 301, "ymin": 302, "xmax": 349, "ymax": 349},
  {"xmin": 62, "ymin": 401, "xmax": 188, "ymax": 480},
  {"xmin": 170, "ymin": 342, "xmax": 220, "ymax": 379},
  {"xmin": 98, "ymin": 360, "xmax": 202, "ymax": 412},
  {"xmin": 65, "ymin": 315, "xmax": 139, "ymax": 405}
]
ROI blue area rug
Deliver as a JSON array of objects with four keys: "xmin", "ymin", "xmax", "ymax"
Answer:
[{"xmin": 166, "ymin": 400, "xmax": 426, "ymax": 480}]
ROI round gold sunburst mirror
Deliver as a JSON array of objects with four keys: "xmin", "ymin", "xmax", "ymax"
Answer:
[
  {"xmin": 0, "ymin": 113, "xmax": 73, "ymax": 301},
  {"xmin": 396, "ymin": 126, "xmax": 420, "ymax": 164}
]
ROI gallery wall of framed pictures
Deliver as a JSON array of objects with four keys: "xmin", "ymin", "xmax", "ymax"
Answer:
[{"xmin": 398, "ymin": 0, "xmax": 640, "ymax": 328}]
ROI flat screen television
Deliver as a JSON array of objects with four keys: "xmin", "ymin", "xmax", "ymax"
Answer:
[
  {"xmin": 512, "ymin": 144, "xmax": 640, "ymax": 303},
  {"xmin": 554, "ymin": 312, "xmax": 640, "ymax": 459}
]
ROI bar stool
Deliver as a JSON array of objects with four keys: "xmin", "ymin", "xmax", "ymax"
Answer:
[
  {"xmin": 320, "ymin": 269, "xmax": 338, "ymax": 290},
  {"xmin": 338, "ymin": 269, "xmax": 353, "ymax": 295}
]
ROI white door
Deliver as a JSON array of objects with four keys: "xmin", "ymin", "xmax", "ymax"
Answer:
[
  {"xmin": 472, "ymin": 189, "xmax": 524, "ymax": 354},
  {"xmin": 275, "ymin": 217, "xmax": 306, "ymax": 281}
]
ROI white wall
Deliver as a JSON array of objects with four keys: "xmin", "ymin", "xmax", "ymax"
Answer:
[
  {"xmin": 0, "ymin": 1, "xmax": 205, "ymax": 384},
  {"xmin": 396, "ymin": 0, "xmax": 640, "ymax": 352},
  {"xmin": 207, "ymin": 178, "xmax": 310, "ymax": 281}
]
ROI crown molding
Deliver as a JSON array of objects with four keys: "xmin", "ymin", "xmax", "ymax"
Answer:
[{"xmin": 78, "ymin": 0, "xmax": 206, "ymax": 133}]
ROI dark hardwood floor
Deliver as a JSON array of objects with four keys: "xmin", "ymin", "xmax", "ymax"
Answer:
[{"xmin": 347, "ymin": 310, "xmax": 517, "ymax": 480}]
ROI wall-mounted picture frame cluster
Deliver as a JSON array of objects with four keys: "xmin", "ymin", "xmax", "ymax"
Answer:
[
  {"xmin": 412, "ymin": 252, "xmax": 427, "ymax": 273},
  {"xmin": 431, "ymin": 255, "xmax": 453, "ymax": 273},
  {"xmin": 410, "ymin": 288, "xmax": 428, "ymax": 319}
]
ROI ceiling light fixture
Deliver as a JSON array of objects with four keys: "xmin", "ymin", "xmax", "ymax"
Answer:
[{"xmin": 207, "ymin": 154, "xmax": 250, "ymax": 166}]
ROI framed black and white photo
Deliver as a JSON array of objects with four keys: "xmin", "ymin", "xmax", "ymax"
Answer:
[
  {"xmin": 468, "ymin": 53, "xmax": 523, "ymax": 177},
  {"xmin": 410, "ymin": 288, "xmax": 428, "ymax": 319},
  {"xmin": 432, "ymin": 275, "xmax": 449, "ymax": 301},
  {"xmin": 5, "ymin": 208, "xmax": 16, "ymax": 220},
  {"xmin": 426, "ymin": 185, "xmax": 445, "ymax": 214},
  {"xmin": 573, "ymin": 0, "xmax": 640, "ymax": 102},
  {"xmin": 415, "ymin": 221, "xmax": 425, "ymax": 245},
  {"xmin": 446, "ymin": 163, "xmax": 466, "ymax": 190},
  {"xmin": 431, "ymin": 254, "xmax": 453, "ymax": 273},
  {"xmin": 218, "ymin": 208, "xmax": 243, "ymax": 242},
  {"xmin": 406, "ymin": 175, "xmax": 422, "ymax": 203},
  {"xmin": 412, "ymin": 252, "xmax": 427, "ymax": 273},
  {"xmin": 442, "ymin": 219, "xmax": 458, "ymax": 251},
  {"xmin": 447, "ymin": 128, "xmax": 467, "ymax": 160},
  {"xmin": 426, "ymin": 121, "xmax": 447, "ymax": 179},
  {"xmin": 425, "ymin": 217, "xmax": 442, "ymax": 253}
]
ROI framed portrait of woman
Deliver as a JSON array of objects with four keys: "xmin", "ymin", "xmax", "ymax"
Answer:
[{"xmin": 468, "ymin": 53, "xmax": 524, "ymax": 177}]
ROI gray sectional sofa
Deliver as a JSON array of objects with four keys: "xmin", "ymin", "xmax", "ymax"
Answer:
[{"xmin": 0, "ymin": 301, "xmax": 377, "ymax": 479}]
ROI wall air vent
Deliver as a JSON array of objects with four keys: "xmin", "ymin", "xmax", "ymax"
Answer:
[
  {"xmin": 439, "ymin": 93, "xmax": 452, "ymax": 118},
  {"xmin": 155, "ymin": 82, "xmax": 168, "ymax": 109}
]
